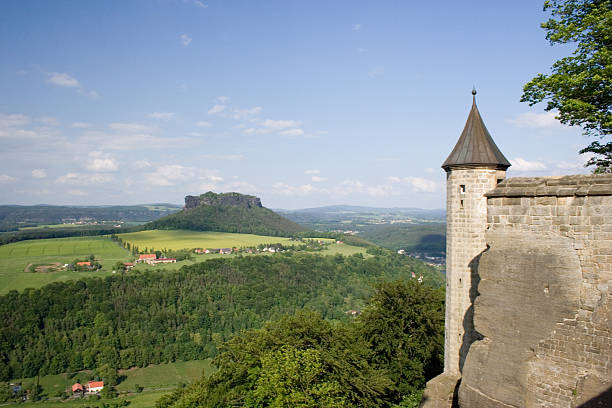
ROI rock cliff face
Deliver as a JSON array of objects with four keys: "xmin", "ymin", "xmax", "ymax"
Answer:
[{"xmin": 185, "ymin": 192, "xmax": 262, "ymax": 210}]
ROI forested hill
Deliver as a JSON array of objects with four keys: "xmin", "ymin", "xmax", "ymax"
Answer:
[
  {"xmin": 0, "ymin": 204, "xmax": 181, "ymax": 231},
  {"xmin": 0, "ymin": 251, "xmax": 443, "ymax": 380},
  {"xmin": 147, "ymin": 192, "xmax": 310, "ymax": 237}
]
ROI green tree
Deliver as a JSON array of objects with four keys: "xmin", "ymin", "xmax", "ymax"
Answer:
[
  {"xmin": 248, "ymin": 346, "xmax": 347, "ymax": 408},
  {"xmin": 357, "ymin": 280, "xmax": 445, "ymax": 399},
  {"xmin": 521, "ymin": 0, "xmax": 611, "ymax": 172}
]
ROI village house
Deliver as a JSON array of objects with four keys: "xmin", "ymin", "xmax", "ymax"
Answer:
[
  {"xmin": 87, "ymin": 381, "xmax": 104, "ymax": 394},
  {"xmin": 76, "ymin": 261, "xmax": 91, "ymax": 267},
  {"xmin": 136, "ymin": 254, "xmax": 156, "ymax": 263},
  {"xmin": 71, "ymin": 383, "xmax": 84, "ymax": 395}
]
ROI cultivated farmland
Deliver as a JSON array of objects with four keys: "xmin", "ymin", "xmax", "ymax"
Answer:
[
  {"xmin": 0, "ymin": 236, "xmax": 131, "ymax": 294},
  {"xmin": 117, "ymin": 229, "xmax": 298, "ymax": 251}
]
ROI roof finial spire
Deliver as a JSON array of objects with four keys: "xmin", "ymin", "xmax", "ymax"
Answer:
[{"xmin": 472, "ymin": 86, "xmax": 477, "ymax": 105}]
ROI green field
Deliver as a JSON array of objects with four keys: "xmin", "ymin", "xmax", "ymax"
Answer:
[
  {"xmin": 11, "ymin": 360, "xmax": 213, "ymax": 407},
  {"xmin": 117, "ymin": 229, "xmax": 297, "ymax": 250},
  {"xmin": 0, "ymin": 236, "xmax": 131, "ymax": 294},
  {"xmin": 0, "ymin": 231, "xmax": 365, "ymax": 294}
]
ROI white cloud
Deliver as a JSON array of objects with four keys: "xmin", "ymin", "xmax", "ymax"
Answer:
[
  {"xmin": 47, "ymin": 72, "xmax": 98, "ymax": 98},
  {"xmin": 81, "ymin": 89, "xmax": 99, "ymax": 98},
  {"xmin": 216, "ymin": 96, "xmax": 230, "ymax": 103},
  {"xmin": 56, "ymin": 172, "xmax": 113, "ymax": 184},
  {"xmin": 0, "ymin": 174, "xmax": 16, "ymax": 183},
  {"xmin": 148, "ymin": 112, "xmax": 175, "ymax": 121},
  {"xmin": 208, "ymin": 104, "xmax": 226, "ymax": 114},
  {"xmin": 337, "ymin": 180, "xmax": 394, "ymax": 197},
  {"xmin": 180, "ymin": 34, "xmax": 192, "ymax": 46},
  {"xmin": 506, "ymin": 112, "xmax": 561, "ymax": 129},
  {"xmin": 387, "ymin": 176, "xmax": 440, "ymax": 193},
  {"xmin": 272, "ymin": 182, "xmax": 319, "ymax": 195},
  {"xmin": 224, "ymin": 106, "xmax": 262, "ymax": 120},
  {"xmin": 71, "ymin": 122, "xmax": 91, "ymax": 128},
  {"xmin": 134, "ymin": 160, "xmax": 151, "ymax": 169},
  {"xmin": 31, "ymin": 169, "xmax": 47, "ymax": 179},
  {"xmin": 202, "ymin": 154, "xmax": 244, "ymax": 161},
  {"xmin": 311, "ymin": 175, "xmax": 327, "ymax": 182},
  {"xmin": 261, "ymin": 119, "xmax": 302, "ymax": 130},
  {"xmin": 192, "ymin": 0, "xmax": 208, "ymax": 8},
  {"xmin": 305, "ymin": 169, "xmax": 320, "ymax": 175},
  {"xmin": 38, "ymin": 116, "xmax": 60, "ymax": 126},
  {"xmin": 80, "ymin": 130, "xmax": 192, "ymax": 151},
  {"xmin": 223, "ymin": 180, "xmax": 257, "ymax": 194},
  {"xmin": 0, "ymin": 113, "xmax": 30, "ymax": 128},
  {"xmin": 86, "ymin": 153, "xmax": 118, "ymax": 172},
  {"xmin": 244, "ymin": 127, "xmax": 267, "ymax": 135},
  {"xmin": 352, "ymin": 24, "xmax": 362, "ymax": 31},
  {"xmin": 68, "ymin": 189, "xmax": 88, "ymax": 196},
  {"xmin": 404, "ymin": 177, "xmax": 439, "ymax": 193},
  {"xmin": 187, "ymin": 132, "xmax": 202, "ymax": 136},
  {"xmin": 279, "ymin": 128, "xmax": 304, "ymax": 137},
  {"xmin": 48, "ymin": 72, "xmax": 80, "ymax": 88},
  {"xmin": 196, "ymin": 121, "xmax": 212, "ymax": 127},
  {"xmin": 357, "ymin": 47, "xmax": 367, "ymax": 53},
  {"xmin": 509, "ymin": 157, "xmax": 547, "ymax": 171},
  {"xmin": 108, "ymin": 122, "xmax": 156, "ymax": 133},
  {"xmin": 145, "ymin": 164, "xmax": 195, "ymax": 186}
]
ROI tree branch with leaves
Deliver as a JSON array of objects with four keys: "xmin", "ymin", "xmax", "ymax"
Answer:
[{"xmin": 521, "ymin": 0, "xmax": 611, "ymax": 172}]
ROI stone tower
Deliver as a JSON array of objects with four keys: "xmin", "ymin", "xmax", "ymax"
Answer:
[{"xmin": 440, "ymin": 90, "xmax": 511, "ymax": 375}]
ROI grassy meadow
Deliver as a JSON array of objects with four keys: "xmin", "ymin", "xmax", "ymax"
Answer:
[{"xmin": 0, "ymin": 236, "xmax": 131, "ymax": 294}]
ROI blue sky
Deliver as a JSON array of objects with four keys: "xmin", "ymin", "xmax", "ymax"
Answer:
[{"xmin": 0, "ymin": 0, "xmax": 591, "ymax": 209}]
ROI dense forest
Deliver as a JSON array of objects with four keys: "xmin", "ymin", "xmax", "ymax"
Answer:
[
  {"xmin": 157, "ymin": 280, "xmax": 445, "ymax": 408},
  {"xmin": 147, "ymin": 202, "xmax": 309, "ymax": 237},
  {"xmin": 0, "ymin": 252, "xmax": 442, "ymax": 381}
]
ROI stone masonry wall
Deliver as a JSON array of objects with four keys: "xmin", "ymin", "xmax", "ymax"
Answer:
[
  {"xmin": 444, "ymin": 167, "xmax": 506, "ymax": 375},
  {"xmin": 459, "ymin": 174, "xmax": 611, "ymax": 407}
]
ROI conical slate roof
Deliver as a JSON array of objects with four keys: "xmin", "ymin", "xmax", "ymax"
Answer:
[{"xmin": 442, "ymin": 91, "xmax": 511, "ymax": 171}]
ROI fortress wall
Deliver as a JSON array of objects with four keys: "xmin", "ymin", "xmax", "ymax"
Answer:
[{"xmin": 458, "ymin": 174, "xmax": 611, "ymax": 407}]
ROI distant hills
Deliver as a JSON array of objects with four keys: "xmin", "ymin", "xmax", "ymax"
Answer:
[
  {"xmin": 278, "ymin": 205, "xmax": 445, "ymax": 218},
  {"xmin": 0, "ymin": 204, "xmax": 181, "ymax": 231},
  {"xmin": 278, "ymin": 204, "xmax": 446, "ymax": 259},
  {"xmin": 147, "ymin": 192, "xmax": 310, "ymax": 237}
]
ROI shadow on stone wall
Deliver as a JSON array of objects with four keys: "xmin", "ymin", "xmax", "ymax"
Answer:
[
  {"xmin": 459, "ymin": 250, "xmax": 485, "ymax": 373},
  {"xmin": 578, "ymin": 386, "xmax": 612, "ymax": 407}
]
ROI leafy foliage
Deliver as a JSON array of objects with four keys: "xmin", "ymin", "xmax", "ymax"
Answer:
[
  {"xmin": 521, "ymin": 0, "xmax": 611, "ymax": 171},
  {"xmin": 0, "ymin": 252, "xmax": 442, "ymax": 381},
  {"xmin": 157, "ymin": 281, "xmax": 444, "ymax": 408},
  {"xmin": 357, "ymin": 281, "xmax": 445, "ymax": 397}
]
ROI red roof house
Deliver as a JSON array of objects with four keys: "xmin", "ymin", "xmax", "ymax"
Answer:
[
  {"xmin": 138, "ymin": 254, "xmax": 156, "ymax": 260},
  {"xmin": 76, "ymin": 261, "xmax": 91, "ymax": 266},
  {"xmin": 87, "ymin": 381, "xmax": 104, "ymax": 393},
  {"xmin": 72, "ymin": 383, "xmax": 84, "ymax": 393}
]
